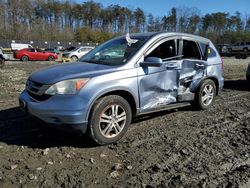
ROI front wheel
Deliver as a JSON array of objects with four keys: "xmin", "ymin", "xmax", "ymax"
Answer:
[
  {"xmin": 88, "ymin": 95, "xmax": 132, "ymax": 145},
  {"xmin": 194, "ymin": 79, "xmax": 216, "ymax": 110},
  {"xmin": 71, "ymin": 55, "xmax": 78, "ymax": 61}
]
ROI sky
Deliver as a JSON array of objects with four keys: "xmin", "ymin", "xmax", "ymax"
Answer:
[{"xmin": 83, "ymin": 0, "xmax": 250, "ymax": 17}]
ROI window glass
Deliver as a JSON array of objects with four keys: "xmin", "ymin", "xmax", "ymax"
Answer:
[
  {"xmin": 246, "ymin": 42, "xmax": 250, "ymax": 45},
  {"xmin": 182, "ymin": 40, "xmax": 201, "ymax": 60},
  {"xmin": 199, "ymin": 42, "xmax": 208, "ymax": 57},
  {"xmin": 208, "ymin": 47, "xmax": 217, "ymax": 58},
  {"xmin": 146, "ymin": 40, "xmax": 176, "ymax": 60},
  {"xmin": 80, "ymin": 35, "xmax": 150, "ymax": 66},
  {"xmin": 27, "ymin": 48, "xmax": 35, "ymax": 52}
]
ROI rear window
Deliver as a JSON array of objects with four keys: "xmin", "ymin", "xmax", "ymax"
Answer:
[{"xmin": 182, "ymin": 40, "xmax": 201, "ymax": 60}]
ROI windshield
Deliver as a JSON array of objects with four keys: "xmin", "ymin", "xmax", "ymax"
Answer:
[{"xmin": 80, "ymin": 35, "xmax": 150, "ymax": 66}]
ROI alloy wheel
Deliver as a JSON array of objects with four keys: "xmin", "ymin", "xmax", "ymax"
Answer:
[
  {"xmin": 99, "ymin": 104, "xmax": 127, "ymax": 138},
  {"xmin": 201, "ymin": 84, "xmax": 214, "ymax": 106}
]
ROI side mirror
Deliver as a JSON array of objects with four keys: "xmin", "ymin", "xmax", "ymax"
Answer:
[{"xmin": 140, "ymin": 57, "xmax": 163, "ymax": 67}]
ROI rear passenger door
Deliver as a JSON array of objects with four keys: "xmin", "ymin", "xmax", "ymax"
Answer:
[{"xmin": 178, "ymin": 39, "xmax": 208, "ymax": 93}]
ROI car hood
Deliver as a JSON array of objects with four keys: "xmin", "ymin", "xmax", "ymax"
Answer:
[{"xmin": 29, "ymin": 62, "xmax": 118, "ymax": 84}]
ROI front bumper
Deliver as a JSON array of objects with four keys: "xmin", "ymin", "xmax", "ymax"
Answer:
[{"xmin": 19, "ymin": 90, "xmax": 88, "ymax": 133}]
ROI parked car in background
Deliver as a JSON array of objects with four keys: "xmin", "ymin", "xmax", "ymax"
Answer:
[
  {"xmin": 66, "ymin": 46, "xmax": 77, "ymax": 52},
  {"xmin": 0, "ymin": 47, "xmax": 10, "ymax": 60},
  {"xmin": 0, "ymin": 47, "xmax": 10, "ymax": 68},
  {"xmin": 227, "ymin": 42, "xmax": 250, "ymax": 52},
  {"xmin": 44, "ymin": 48, "xmax": 60, "ymax": 55},
  {"xmin": 14, "ymin": 48, "xmax": 58, "ymax": 61},
  {"xmin": 19, "ymin": 32, "xmax": 224, "ymax": 145},
  {"xmin": 247, "ymin": 63, "xmax": 250, "ymax": 83},
  {"xmin": 55, "ymin": 46, "xmax": 66, "ymax": 51},
  {"xmin": 62, "ymin": 46, "xmax": 94, "ymax": 61},
  {"xmin": 11, "ymin": 43, "xmax": 33, "ymax": 51},
  {"xmin": 216, "ymin": 44, "xmax": 229, "ymax": 54}
]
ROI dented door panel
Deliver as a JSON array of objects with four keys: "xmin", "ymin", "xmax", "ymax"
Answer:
[
  {"xmin": 178, "ymin": 60, "xmax": 207, "ymax": 99},
  {"xmin": 138, "ymin": 63, "xmax": 178, "ymax": 112}
]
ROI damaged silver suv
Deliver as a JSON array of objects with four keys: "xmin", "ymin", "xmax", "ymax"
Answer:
[{"xmin": 19, "ymin": 32, "xmax": 224, "ymax": 145}]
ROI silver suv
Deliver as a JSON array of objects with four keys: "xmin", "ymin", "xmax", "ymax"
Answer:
[
  {"xmin": 227, "ymin": 42, "xmax": 250, "ymax": 52},
  {"xmin": 19, "ymin": 32, "xmax": 224, "ymax": 145}
]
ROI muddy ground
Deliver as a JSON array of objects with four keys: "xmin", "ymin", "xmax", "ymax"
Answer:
[{"xmin": 0, "ymin": 58, "xmax": 249, "ymax": 187}]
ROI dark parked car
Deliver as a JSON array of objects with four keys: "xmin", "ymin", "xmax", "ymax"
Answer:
[
  {"xmin": 66, "ymin": 46, "xmax": 77, "ymax": 52},
  {"xmin": 14, "ymin": 48, "xmax": 58, "ymax": 61},
  {"xmin": 19, "ymin": 32, "xmax": 224, "ymax": 145}
]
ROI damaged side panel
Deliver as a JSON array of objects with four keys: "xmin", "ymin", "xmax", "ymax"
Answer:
[
  {"xmin": 138, "ymin": 59, "xmax": 208, "ymax": 111},
  {"xmin": 138, "ymin": 67, "xmax": 178, "ymax": 111},
  {"xmin": 178, "ymin": 60, "xmax": 207, "ymax": 98}
]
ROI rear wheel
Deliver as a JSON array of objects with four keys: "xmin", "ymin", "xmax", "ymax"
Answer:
[
  {"xmin": 228, "ymin": 48, "xmax": 232, "ymax": 52},
  {"xmin": 243, "ymin": 48, "xmax": 248, "ymax": 52},
  {"xmin": 194, "ymin": 79, "xmax": 216, "ymax": 110},
  {"xmin": 88, "ymin": 95, "xmax": 132, "ymax": 145},
  {"xmin": 48, "ymin": 56, "xmax": 55, "ymax": 61},
  {"xmin": 21, "ymin": 55, "xmax": 29, "ymax": 61}
]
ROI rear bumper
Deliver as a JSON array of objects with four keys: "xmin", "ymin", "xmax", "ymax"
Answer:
[{"xmin": 19, "ymin": 90, "xmax": 88, "ymax": 133}]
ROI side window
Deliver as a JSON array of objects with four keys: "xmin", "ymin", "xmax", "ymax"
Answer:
[
  {"xmin": 27, "ymin": 48, "xmax": 35, "ymax": 52},
  {"xmin": 199, "ymin": 42, "xmax": 208, "ymax": 59},
  {"xmin": 246, "ymin": 42, "xmax": 250, "ymax": 45},
  {"xmin": 182, "ymin": 40, "xmax": 201, "ymax": 60},
  {"xmin": 240, "ymin": 42, "xmax": 245, "ymax": 46},
  {"xmin": 146, "ymin": 40, "xmax": 176, "ymax": 60}
]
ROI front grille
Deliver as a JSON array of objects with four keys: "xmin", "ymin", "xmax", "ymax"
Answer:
[
  {"xmin": 26, "ymin": 79, "xmax": 51, "ymax": 101},
  {"xmin": 27, "ymin": 91, "xmax": 52, "ymax": 101}
]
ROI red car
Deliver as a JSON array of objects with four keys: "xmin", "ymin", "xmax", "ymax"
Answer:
[{"xmin": 14, "ymin": 48, "xmax": 58, "ymax": 61}]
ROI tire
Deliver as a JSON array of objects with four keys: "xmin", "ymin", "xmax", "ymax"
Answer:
[
  {"xmin": 228, "ymin": 48, "xmax": 232, "ymax": 52},
  {"xmin": 88, "ymin": 95, "xmax": 132, "ymax": 145},
  {"xmin": 71, "ymin": 55, "xmax": 78, "ymax": 61},
  {"xmin": 48, "ymin": 56, "xmax": 55, "ymax": 61},
  {"xmin": 243, "ymin": 48, "xmax": 248, "ymax": 52},
  {"xmin": 194, "ymin": 79, "xmax": 216, "ymax": 110},
  {"xmin": 21, "ymin": 55, "xmax": 29, "ymax": 61}
]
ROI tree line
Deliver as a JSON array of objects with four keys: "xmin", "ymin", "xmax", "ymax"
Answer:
[{"xmin": 1, "ymin": 0, "xmax": 250, "ymax": 44}]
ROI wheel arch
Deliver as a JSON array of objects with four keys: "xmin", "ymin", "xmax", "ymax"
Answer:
[
  {"xmin": 191, "ymin": 76, "xmax": 219, "ymax": 95},
  {"xmin": 21, "ymin": 54, "xmax": 29, "ymax": 60},
  {"xmin": 87, "ymin": 89, "xmax": 138, "ymax": 123}
]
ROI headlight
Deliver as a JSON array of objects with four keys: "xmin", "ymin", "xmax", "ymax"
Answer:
[{"xmin": 45, "ymin": 78, "xmax": 89, "ymax": 95}]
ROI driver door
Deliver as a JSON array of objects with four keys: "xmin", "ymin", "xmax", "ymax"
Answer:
[{"xmin": 137, "ymin": 39, "xmax": 180, "ymax": 112}]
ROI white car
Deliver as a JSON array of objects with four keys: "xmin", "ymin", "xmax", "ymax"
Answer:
[
  {"xmin": 66, "ymin": 46, "xmax": 94, "ymax": 61},
  {"xmin": 11, "ymin": 43, "xmax": 33, "ymax": 51}
]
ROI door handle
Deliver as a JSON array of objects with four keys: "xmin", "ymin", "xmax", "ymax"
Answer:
[
  {"xmin": 166, "ymin": 64, "xmax": 178, "ymax": 69},
  {"xmin": 195, "ymin": 64, "xmax": 205, "ymax": 68}
]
